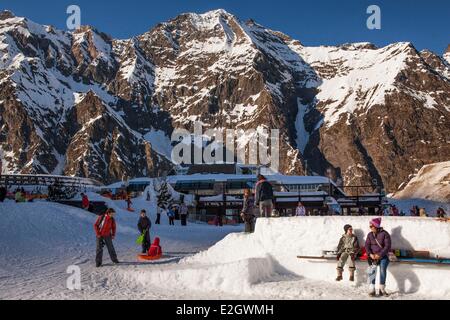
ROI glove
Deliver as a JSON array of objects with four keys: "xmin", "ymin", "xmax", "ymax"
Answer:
[
  {"xmin": 336, "ymin": 254, "xmax": 341, "ymax": 261},
  {"xmin": 351, "ymin": 254, "xmax": 356, "ymax": 261}
]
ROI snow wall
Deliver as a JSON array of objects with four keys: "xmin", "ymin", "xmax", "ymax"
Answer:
[{"xmin": 183, "ymin": 217, "xmax": 450, "ymax": 297}]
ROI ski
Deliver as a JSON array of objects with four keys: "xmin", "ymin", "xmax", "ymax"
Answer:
[
  {"xmin": 297, "ymin": 256, "xmax": 450, "ymax": 266},
  {"xmin": 395, "ymin": 258, "xmax": 450, "ymax": 265}
]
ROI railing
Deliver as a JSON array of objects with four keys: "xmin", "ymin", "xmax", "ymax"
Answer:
[{"xmin": 0, "ymin": 174, "xmax": 102, "ymax": 190}]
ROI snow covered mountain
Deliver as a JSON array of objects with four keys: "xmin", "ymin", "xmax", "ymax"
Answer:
[{"xmin": 0, "ymin": 9, "xmax": 449, "ymax": 190}]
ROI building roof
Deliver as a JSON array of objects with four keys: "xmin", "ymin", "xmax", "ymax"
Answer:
[
  {"xmin": 187, "ymin": 164, "xmax": 237, "ymax": 175},
  {"xmin": 105, "ymin": 174, "xmax": 338, "ymax": 189}
]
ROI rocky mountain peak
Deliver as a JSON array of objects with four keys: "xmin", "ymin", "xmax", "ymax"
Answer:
[
  {"xmin": 339, "ymin": 42, "xmax": 378, "ymax": 50},
  {"xmin": 0, "ymin": 10, "xmax": 15, "ymax": 20}
]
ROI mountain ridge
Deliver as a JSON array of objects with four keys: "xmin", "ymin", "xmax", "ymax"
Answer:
[{"xmin": 0, "ymin": 9, "xmax": 449, "ymax": 191}]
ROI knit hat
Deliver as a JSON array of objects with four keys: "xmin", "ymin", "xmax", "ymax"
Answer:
[
  {"xmin": 344, "ymin": 224, "xmax": 353, "ymax": 233},
  {"xmin": 370, "ymin": 217, "xmax": 382, "ymax": 228}
]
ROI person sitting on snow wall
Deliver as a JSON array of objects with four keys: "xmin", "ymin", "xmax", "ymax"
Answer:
[
  {"xmin": 365, "ymin": 217, "xmax": 392, "ymax": 297},
  {"xmin": 147, "ymin": 237, "xmax": 163, "ymax": 259},
  {"xmin": 336, "ymin": 224, "xmax": 359, "ymax": 282}
]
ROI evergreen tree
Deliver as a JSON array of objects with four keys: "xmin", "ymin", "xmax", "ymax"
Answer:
[{"xmin": 155, "ymin": 178, "xmax": 172, "ymax": 210}]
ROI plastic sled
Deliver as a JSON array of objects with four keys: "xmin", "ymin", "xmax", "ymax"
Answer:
[{"xmin": 137, "ymin": 253, "xmax": 163, "ymax": 262}]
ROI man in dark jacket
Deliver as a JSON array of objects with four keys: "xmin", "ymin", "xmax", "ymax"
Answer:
[
  {"xmin": 138, "ymin": 210, "xmax": 152, "ymax": 253},
  {"xmin": 0, "ymin": 186, "xmax": 7, "ymax": 202},
  {"xmin": 254, "ymin": 175, "xmax": 274, "ymax": 218},
  {"xmin": 180, "ymin": 203, "xmax": 189, "ymax": 227},
  {"xmin": 241, "ymin": 189, "xmax": 256, "ymax": 233},
  {"xmin": 94, "ymin": 208, "xmax": 119, "ymax": 267},
  {"xmin": 365, "ymin": 217, "xmax": 391, "ymax": 297}
]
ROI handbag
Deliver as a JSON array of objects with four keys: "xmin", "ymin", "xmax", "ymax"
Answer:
[{"xmin": 374, "ymin": 235, "xmax": 396, "ymax": 262}]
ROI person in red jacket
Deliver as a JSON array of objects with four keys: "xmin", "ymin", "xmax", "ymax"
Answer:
[
  {"xmin": 81, "ymin": 193, "xmax": 90, "ymax": 210},
  {"xmin": 94, "ymin": 208, "xmax": 119, "ymax": 267},
  {"xmin": 147, "ymin": 237, "xmax": 163, "ymax": 259}
]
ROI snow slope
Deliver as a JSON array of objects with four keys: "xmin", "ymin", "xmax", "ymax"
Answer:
[
  {"xmin": 0, "ymin": 199, "xmax": 242, "ymax": 299},
  {"xmin": 393, "ymin": 161, "xmax": 450, "ymax": 202}
]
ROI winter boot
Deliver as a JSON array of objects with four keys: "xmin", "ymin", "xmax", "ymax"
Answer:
[
  {"xmin": 379, "ymin": 285, "xmax": 390, "ymax": 297},
  {"xmin": 349, "ymin": 268, "xmax": 355, "ymax": 282},
  {"xmin": 336, "ymin": 268, "xmax": 343, "ymax": 282},
  {"xmin": 368, "ymin": 284, "xmax": 376, "ymax": 297}
]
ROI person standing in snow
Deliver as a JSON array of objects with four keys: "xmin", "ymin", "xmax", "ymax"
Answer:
[
  {"xmin": 241, "ymin": 189, "xmax": 256, "ymax": 233},
  {"xmin": 358, "ymin": 206, "xmax": 366, "ymax": 216},
  {"xmin": 137, "ymin": 210, "xmax": 151, "ymax": 254},
  {"xmin": 94, "ymin": 208, "xmax": 119, "ymax": 267},
  {"xmin": 167, "ymin": 207, "xmax": 175, "ymax": 226},
  {"xmin": 215, "ymin": 209, "xmax": 224, "ymax": 227},
  {"xmin": 155, "ymin": 206, "xmax": 161, "ymax": 225},
  {"xmin": 254, "ymin": 174, "xmax": 274, "ymax": 218},
  {"xmin": 81, "ymin": 193, "xmax": 90, "ymax": 210},
  {"xmin": 180, "ymin": 202, "xmax": 189, "ymax": 226},
  {"xmin": 126, "ymin": 195, "xmax": 133, "ymax": 211},
  {"xmin": 296, "ymin": 202, "xmax": 306, "ymax": 217},
  {"xmin": 437, "ymin": 207, "xmax": 447, "ymax": 219},
  {"xmin": 419, "ymin": 208, "xmax": 428, "ymax": 218},
  {"xmin": 336, "ymin": 225, "xmax": 359, "ymax": 282},
  {"xmin": 365, "ymin": 217, "xmax": 391, "ymax": 297},
  {"xmin": 0, "ymin": 186, "xmax": 7, "ymax": 202},
  {"xmin": 392, "ymin": 205, "xmax": 399, "ymax": 217}
]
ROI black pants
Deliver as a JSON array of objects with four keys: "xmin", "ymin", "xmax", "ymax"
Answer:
[
  {"xmin": 244, "ymin": 218, "xmax": 255, "ymax": 233},
  {"xmin": 96, "ymin": 236, "xmax": 118, "ymax": 266},
  {"xmin": 155, "ymin": 214, "xmax": 161, "ymax": 225},
  {"xmin": 169, "ymin": 217, "xmax": 175, "ymax": 225},
  {"xmin": 141, "ymin": 231, "xmax": 151, "ymax": 254},
  {"xmin": 181, "ymin": 215, "xmax": 187, "ymax": 226}
]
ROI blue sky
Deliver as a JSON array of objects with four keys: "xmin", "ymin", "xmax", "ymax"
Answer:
[{"xmin": 1, "ymin": 0, "xmax": 449, "ymax": 54}]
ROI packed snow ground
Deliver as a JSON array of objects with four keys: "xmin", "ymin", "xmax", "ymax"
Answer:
[{"xmin": 1, "ymin": 196, "xmax": 449, "ymax": 300}]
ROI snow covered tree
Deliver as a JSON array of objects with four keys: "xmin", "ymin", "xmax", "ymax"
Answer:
[{"xmin": 155, "ymin": 178, "xmax": 172, "ymax": 210}]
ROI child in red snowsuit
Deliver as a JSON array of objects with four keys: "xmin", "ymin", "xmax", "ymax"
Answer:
[{"xmin": 147, "ymin": 237, "xmax": 163, "ymax": 259}]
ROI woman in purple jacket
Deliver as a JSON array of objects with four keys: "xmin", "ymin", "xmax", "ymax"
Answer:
[{"xmin": 365, "ymin": 217, "xmax": 391, "ymax": 297}]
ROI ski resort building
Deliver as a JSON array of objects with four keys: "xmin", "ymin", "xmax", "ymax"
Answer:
[{"xmin": 105, "ymin": 166, "xmax": 387, "ymax": 223}]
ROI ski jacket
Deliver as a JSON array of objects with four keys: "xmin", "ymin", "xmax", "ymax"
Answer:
[
  {"xmin": 365, "ymin": 229, "xmax": 391, "ymax": 258},
  {"xmin": 255, "ymin": 180, "xmax": 274, "ymax": 205},
  {"xmin": 392, "ymin": 207, "xmax": 399, "ymax": 216},
  {"xmin": 242, "ymin": 196, "xmax": 256, "ymax": 215},
  {"xmin": 296, "ymin": 206, "xmax": 306, "ymax": 216},
  {"xmin": 337, "ymin": 234, "xmax": 359, "ymax": 255},
  {"xmin": 0, "ymin": 187, "xmax": 7, "ymax": 200},
  {"xmin": 82, "ymin": 195, "xmax": 89, "ymax": 208},
  {"xmin": 138, "ymin": 216, "xmax": 151, "ymax": 233},
  {"xmin": 180, "ymin": 205, "xmax": 188, "ymax": 216},
  {"xmin": 167, "ymin": 210, "xmax": 175, "ymax": 218},
  {"xmin": 148, "ymin": 237, "xmax": 162, "ymax": 257},
  {"xmin": 94, "ymin": 214, "xmax": 116, "ymax": 238}
]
